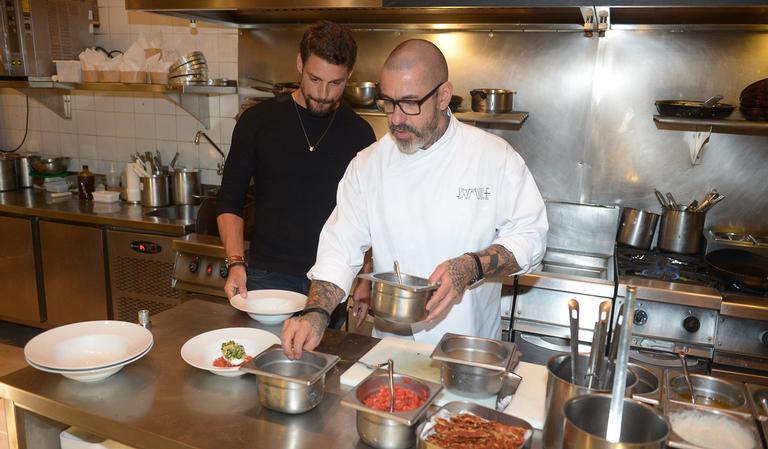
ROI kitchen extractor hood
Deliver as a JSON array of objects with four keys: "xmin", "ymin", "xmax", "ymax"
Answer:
[{"xmin": 124, "ymin": 0, "xmax": 768, "ymax": 29}]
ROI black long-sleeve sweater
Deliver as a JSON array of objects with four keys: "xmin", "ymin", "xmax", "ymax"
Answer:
[{"xmin": 216, "ymin": 94, "xmax": 376, "ymax": 276}]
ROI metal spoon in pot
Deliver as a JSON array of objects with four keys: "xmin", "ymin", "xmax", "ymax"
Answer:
[
  {"xmin": 394, "ymin": 261, "xmax": 403, "ymax": 285},
  {"xmin": 678, "ymin": 353, "xmax": 697, "ymax": 405}
]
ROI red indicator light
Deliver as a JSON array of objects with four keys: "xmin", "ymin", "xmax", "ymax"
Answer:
[{"xmin": 206, "ymin": 265, "xmax": 213, "ymax": 275}]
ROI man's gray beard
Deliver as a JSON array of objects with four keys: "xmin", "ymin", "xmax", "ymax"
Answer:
[{"xmin": 392, "ymin": 106, "xmax": 441, "ymax": 155}]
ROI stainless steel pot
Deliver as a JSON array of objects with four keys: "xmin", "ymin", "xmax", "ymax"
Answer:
[
  {"xmin": 543, "ymin": 354, "xmax": 639, "ymax": 449},
  {"xmin": 16, "ymin": 154, "xmax": 34, "ymax": 188},
  {"xmin": 341, "ymin": 372, "xmax": 442, "ymax": 449},
  {"xmin": 358, "ymin": 272, "xmax": 439, "ymax": 324},
  {"xmin": 563, "ymin": 394, "xmax": 669, "ymax": 449},
  {"xmin": 617, "ymin": 207, "xmax": 660, "ymax": 249},
  {"xmin": 172, "ymin": 169, "xmax": 201, "ymax": 205},
  {"xmin": 657, "ymin": 209, "xmax": 706, "ymax": 254},
  {"xmin": 241, "ymin": 347, "xmax": 339, "ymax": 414},
  {"xmin": 469, "ymin": 88, "xmax": 515, "ymax": 113},
  {"xmin": 431, "ymin": 333, "xmax": 520, "ymax": 398},
  {"xmin": 0, "ymin": 154, "xmax": 19, "ymax": 191},
  {"xmin": 140, "ymin": 174, "xmax": 171, "ymax": 207}
]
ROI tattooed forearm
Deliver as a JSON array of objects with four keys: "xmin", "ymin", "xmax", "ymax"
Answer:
[
  {"xmin": 306, "ymin": 280, "xmax": 346, "ymax": 314},
  {"xmin": 474, "ymin": 244, "xmax": 521, "ymax": 278}
]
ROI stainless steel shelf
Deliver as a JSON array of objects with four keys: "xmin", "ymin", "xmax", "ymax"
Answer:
[
  {"xmin": 653, "ymin": 114, "xmax": 768, "ymax": 136},
  {"xmin": 0, "ymin": 79, "xmax": 238, "ymax": 129},
  {"xmin": 354, "ymin": 109, "xmax": 529, "ymax": 128}
]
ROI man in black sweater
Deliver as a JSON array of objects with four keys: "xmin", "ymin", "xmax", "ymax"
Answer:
[{"xmin": 216, "ymin": 21, "xmax": 376, "ymax": 328}]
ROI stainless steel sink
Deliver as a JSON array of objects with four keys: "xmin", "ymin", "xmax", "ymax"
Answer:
[{"xmin": 144, "ymin": 205, "xmax": 199, "ymax": 221}]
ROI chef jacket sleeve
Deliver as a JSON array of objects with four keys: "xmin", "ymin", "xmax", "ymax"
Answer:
[
  {"xmin": 307, "ymin": 155, "xmax": 371, "ymax": 296},
  {"xmin": 492, "ymin": 149, "xmax": 548, "ymax": 274}
]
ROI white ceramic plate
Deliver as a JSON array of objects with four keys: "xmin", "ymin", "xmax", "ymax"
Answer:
[
  {"xmin": 24, "ymin": 321, "xmax": 153, "ymax": 371},
  {"xmin": 230, "ymin": 289, "xmax": 307, "ymax": 325},
  {"xmin": 27, "ymin": 343, "xmax": 153, "ymax": 383},
  {"xmin": 180, "ymin": 327, "xmax": 280, "ymax": 377}
]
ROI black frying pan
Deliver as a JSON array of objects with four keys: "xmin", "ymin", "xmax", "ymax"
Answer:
[{"xmin": 705, "ymin": 249, "xmax": 768, "ymax": 291}]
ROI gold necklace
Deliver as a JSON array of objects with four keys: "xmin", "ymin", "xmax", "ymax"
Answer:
[{"xmin": 293, "ymin": 97, "xmax": 338, "ymax": 152}]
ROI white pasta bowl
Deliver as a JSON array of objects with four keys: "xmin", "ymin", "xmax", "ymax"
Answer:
[
  {"xmin": 24, "ymin": 320, "xmax": 153, "ymax": 371},
  {"xmin": 180, "ymin": 327, "xmax": 280, "ymax": 377},
  {"xmin": 230, "ymin": 289, "xmax": 307, "ymax": 325}
]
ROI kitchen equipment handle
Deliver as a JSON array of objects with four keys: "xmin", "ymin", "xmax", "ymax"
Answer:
[
  {"xmin": 702, "ymin": 94, "xmax": 724, "ymax": 108},
  {"xmin": 517, "ymin": 333, "xmax": 591, "ymax": 353},
  {"xmin": 568, "ymin": 299, "xmax": 580, "ymax": 384},
  {"xmin": 608, "ymin": 304, "xmax": 625, "ymax": 361},
  {"xmin": 586, "ymin": 322, "xmax": 601, "ymax": 388},
  {"xmin": 592, "ymin": 301, "xmax": 611, "ymax": 387},
  {"xmin": 654, "ymin": 189, "xmax": 668, "ymax": 208}
]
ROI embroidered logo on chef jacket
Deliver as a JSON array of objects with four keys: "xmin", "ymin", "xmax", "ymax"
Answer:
[{"xmin": 456, "ymin": 187, "xmax": 491, "ymax": 200}]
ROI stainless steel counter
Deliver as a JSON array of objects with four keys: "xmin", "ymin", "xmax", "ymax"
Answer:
[
  {"xmin": 0, "ymin": 300, "xmax": 381, "ymax": 449},
  {"xmin": 0, "ymin": 189, "xmax": 195, "ymax": 235}
]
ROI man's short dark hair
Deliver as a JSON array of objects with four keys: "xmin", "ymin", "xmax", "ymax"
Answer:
[{"xmin": 299, "ymin": 21, "xmax": 357, "ymax": 71}]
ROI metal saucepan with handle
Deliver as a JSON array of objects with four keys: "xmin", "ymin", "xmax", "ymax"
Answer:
[
  {"xmin": 469, "ymin": 89, "xmax": 515, "ymax": 113},
  {"xmin": 655, "ymin": 96, "xmax": 735, "ymax": 119},
  {"xmin": 248, "ymin": 76, "xmax": 300, "ymax": 96},
  {"xmin": 705, "ymin": 249, "xmax": 768, "ymax": 291}
]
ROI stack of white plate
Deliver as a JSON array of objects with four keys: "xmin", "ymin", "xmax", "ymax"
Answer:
[{"xmin": 24, "ymin": 321, "xmax": 153, "ymax": 383}]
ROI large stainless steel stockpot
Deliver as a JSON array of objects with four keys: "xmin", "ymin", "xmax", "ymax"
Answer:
[
  {"xmin": 469, "ymin": 88, "xmax": 515, "ymax": 113},
  {"xmin": 657, "ymin": 209, "xmax": 706, "ymax": 254},
  {"xmin": 0, "ymin": 154, "xmax": 19, "ymax": 191},
  {"xmin": 172, "ymin": 169, "xmax": 201, "ymax": 205},
  {"xmin": 563, "ymin": 394, "xmax": 669, "ymax": 449},
  {"xmin": 543, "ymin": 353, "xmax": 638, "ymax": 449},
  {"xmin": 617, "ymin": 207, "xmax": 659, "ymax": 249}
]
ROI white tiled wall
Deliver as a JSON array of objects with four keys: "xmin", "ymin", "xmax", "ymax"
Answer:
[{"xmin": 0, "ymin": 0, "xmax": 239, "ymax": 185}]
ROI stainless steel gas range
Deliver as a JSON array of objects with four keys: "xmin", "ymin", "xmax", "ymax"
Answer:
[{"xmin": 616, "ymin": 236, "xmax": 768, "ymax": 382}]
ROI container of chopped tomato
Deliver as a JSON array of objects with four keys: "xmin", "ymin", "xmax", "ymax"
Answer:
[{"xmin": 341, "ymin": 371, "xmax": 443, "ymax": 449}]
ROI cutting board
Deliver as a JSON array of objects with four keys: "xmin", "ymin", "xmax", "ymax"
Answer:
[
  {"xmin": 503, "ymin": 361, "xmax": 548, "ymax": 430},
  {"xmin": 340, "ymin": 337, "xmax": 441, "ymax": 386}
]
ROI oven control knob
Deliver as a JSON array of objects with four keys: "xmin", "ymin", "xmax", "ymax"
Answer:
[
  {"xmin": 761, "ymin": 332, "xmax": 768, "ymax": 346},
  {"xmin": 633, "ymin": 309, "xmax": 648, "ymax": 326},
  {"xmin": 188, "ymin": 259, "xmax": 199, "ymax": 273},
  {"xmin": 219, "ymin": 265, "xmax": 228, "ymax": 278},
  {"xmin": 683, "ymin": 316, "xmax": 701, "ymax": 333}
]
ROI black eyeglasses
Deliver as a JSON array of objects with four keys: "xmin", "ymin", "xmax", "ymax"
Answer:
[{"xmin": 375, "ymin": 81, "xmax": 445, "ymax": 116}]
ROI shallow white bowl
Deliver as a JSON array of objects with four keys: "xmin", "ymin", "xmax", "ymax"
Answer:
[
  {"xmin": 24, "ymin": 320, "xmax": 153, "ymax": 371},
  {"xmin": 180, "ymin": 327, "xmax": 280, "ymax": 377},
  {"xmin": 230, "ymin": 289, "xmax": 307, "ymax": 325},
  {"xmin": 27, "ymin": 343, "xmax": 153, "ymax": 383}
]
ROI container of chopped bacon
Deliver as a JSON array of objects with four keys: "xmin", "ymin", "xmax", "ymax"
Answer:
[
  {"xmin": 417, "ymin": 401, "xmax": 533, "ymax": 449},
  {"xmin": 341, "ymin": 371, "xmax": 443, "ymax": 449}
]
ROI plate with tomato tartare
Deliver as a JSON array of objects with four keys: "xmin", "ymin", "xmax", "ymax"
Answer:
[{"xmin": 181, "ymin": 328, "xmax": 280, "ymax": 377}]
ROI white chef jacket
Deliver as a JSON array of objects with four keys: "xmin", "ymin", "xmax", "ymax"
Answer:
[{"xmin": 308, "ymin": 115, "xmax": 548, "ymax": 343}]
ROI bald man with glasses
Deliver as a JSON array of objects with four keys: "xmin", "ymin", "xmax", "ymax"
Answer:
[{"xmin": 281, "ymin": 39, "xmax": 548, "ymax": 358}]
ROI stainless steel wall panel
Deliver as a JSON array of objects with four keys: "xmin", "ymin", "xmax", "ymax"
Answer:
[{"xmin": 239, "ymin": 27, "xmax": 768, "ymax": 231}]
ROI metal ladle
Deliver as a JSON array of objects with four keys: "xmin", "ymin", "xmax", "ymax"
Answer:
[
  {"xmin": 387, "ymin": 358, "xmax": 395, "ymax": 413},
  {"xmin": 678, "ymin": 353, "xmax": 697, "ymax": 405},
  {"xmin": 393, "ymin": 261, "xmax": 403, "ymax": 285}
]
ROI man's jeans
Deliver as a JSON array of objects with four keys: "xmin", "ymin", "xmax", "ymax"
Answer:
[{"xmin": 246, "ymin": 267, "xmax": 347, "ymax": 330}]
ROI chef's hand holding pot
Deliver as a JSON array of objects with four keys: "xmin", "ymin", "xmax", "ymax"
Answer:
[{"xmin": 426, "ymin": 254, "xmax": 477, "ymax": 321}]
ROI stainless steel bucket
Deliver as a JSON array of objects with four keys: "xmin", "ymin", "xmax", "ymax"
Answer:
[
  {"xmin": 140, "ymin": 174, "xmax": 171, "ymax": 207},
  {"xmin": 0, "ymin": 154, "xmax": 19, "ymax": 192},
  {"xmin": 542, "ymin": 354, "xmax": 638, "ymax": 449},
  {"xmin": 657, "ymin": 209, "xmax": 706, "ymax": 254},
  {"xmin": 172, "ymin": 169, "xmax": 201, "ymax": 205},
  {"xmin": 563, "ymin": 394, "xmax": 669, "ymax": 449},
  {"xmin": 617, "ymin": 207, "xmax": 659, "ymax": 249}
]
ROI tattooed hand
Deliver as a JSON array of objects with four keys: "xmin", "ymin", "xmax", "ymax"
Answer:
[
  {"xmin": 281, "ymin": 313, "xmax": 326, "ymax": 359},
  {"xmin": 280, "ymin": 280, "xmax": 344, "ymax": 359},
  {"xmin": 425, "ymin": 254, "xmax": 477, "ymax": 321}
]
